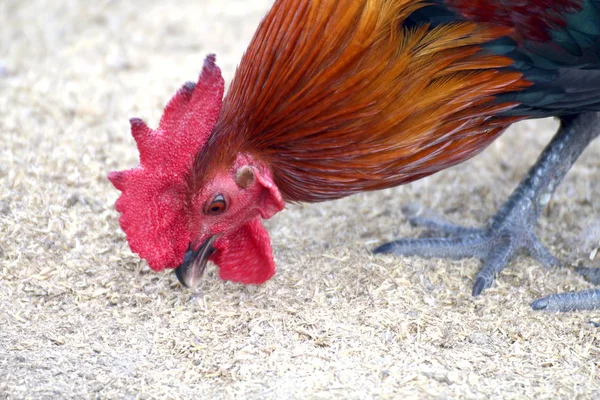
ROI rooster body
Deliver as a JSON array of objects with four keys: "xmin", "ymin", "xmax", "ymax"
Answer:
[{"xmin": 110, "ymin": 0, "xmax": 600, "ymax": 310}]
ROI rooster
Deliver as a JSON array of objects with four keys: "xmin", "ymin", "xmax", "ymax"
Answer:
[{"xmin": 109, "ymin": 0, "xmax": 600, "ymax": 312}]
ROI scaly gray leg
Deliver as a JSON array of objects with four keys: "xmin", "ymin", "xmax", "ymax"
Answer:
[{"xmin": 374, "ymin": 112, "xmax": 600, "ymax": 311}]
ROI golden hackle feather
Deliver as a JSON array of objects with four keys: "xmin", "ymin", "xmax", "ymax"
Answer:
[{"xmin": 196, "ymin": 0, "xmax": 531, "ymax": 202}]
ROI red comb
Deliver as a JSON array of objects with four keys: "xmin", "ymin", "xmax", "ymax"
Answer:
[{"xmin": 108, "ymin": 55, "xmax": 225, "ymax": 270}]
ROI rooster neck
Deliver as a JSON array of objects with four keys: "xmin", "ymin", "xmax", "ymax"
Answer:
[{"xmin": 206, "ymin": 0, "xmax": 529, "ymax": 203}]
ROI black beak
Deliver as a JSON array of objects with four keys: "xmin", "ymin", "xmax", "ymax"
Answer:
[{"xmin": 175, "ymin": 236, "xmax": 217, "ymax": 288}]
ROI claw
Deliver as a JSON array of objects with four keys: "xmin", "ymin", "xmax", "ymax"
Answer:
[
  {"xmin": 472, "ymin": 277, "xmax": 489, "ymax": 297},
  {"xmin": 530, "ymin": 297, "xmax": 550, "ymax": 311}
]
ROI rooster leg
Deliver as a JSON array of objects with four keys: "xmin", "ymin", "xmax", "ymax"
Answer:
[{"xmin": 374, "ymin": 112, "xmax": 600, "ymax": 311}]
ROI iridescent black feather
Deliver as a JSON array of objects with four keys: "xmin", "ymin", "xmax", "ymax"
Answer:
[{"xmin": 419, "ymin": 0, "xmax": 600, "ymax": 116}]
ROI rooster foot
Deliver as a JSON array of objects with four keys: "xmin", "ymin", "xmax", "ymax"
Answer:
[
  {"xmin": 374, "ymin": 202, "xmax": 561, "ymax": 296},
  {"xmin": 374, "ymin": 113, "xmax": 600, "ymax": 312}
]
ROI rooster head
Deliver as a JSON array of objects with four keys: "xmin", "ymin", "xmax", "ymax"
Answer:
[{"xmin": 108, "ymin": 55, "xmax": 284, "ymax": 288}]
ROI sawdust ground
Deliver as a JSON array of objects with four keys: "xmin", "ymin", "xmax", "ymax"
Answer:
[{"xmin": 1, "ymin": 1, "xmax": 599, "ymax": 399}]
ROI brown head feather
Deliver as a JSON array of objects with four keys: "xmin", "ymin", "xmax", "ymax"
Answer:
[{"xmin": 195, "ymin": 0, "xmax": 531, "ymax": 202}]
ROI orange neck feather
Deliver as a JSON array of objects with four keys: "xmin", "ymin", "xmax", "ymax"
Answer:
[{"xmin": 197, "ymin": 0, "xmax": 531, "ymax": 202}]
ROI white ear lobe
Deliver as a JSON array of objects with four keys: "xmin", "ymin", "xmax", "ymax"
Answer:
[{"xmin": 235, "ymin": 166, "xmax": 255, "ymax": 189}]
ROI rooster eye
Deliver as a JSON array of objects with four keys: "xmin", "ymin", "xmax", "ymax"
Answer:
[{"xmin": 205, "ymin": 194, "xmax": 227, "ymax": 216}]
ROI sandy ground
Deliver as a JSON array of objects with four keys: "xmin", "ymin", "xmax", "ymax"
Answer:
[{"xmin": 1, "ymin": 0, "xmax": 599, "ymax": 398}]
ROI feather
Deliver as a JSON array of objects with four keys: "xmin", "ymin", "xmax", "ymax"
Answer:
[
  {"xmin": 443, "ymin": 0, "xmax": 600, "ymax": 115},
  {"xmin": 195, "ymin": 0, "xmax": 531, "ymax": 202}
]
